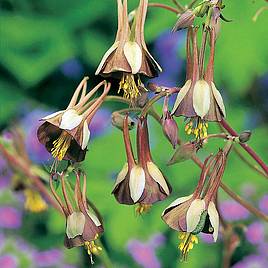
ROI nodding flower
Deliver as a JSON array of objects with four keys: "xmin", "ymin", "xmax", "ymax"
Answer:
[
  {"xmin": 95, "ymin": 0, "xmax": 161, "ymax": 102},
  {"xmin": 112, "ymin": 115, "xmax": 171, "ymax": 214},
  {"xmin": 49, "ymin": 171, "xmax": 104, "ymax": 264},
  {"xmin": 171, "ymin": 27, "xmax": 225, "ymax": 142},
  {"xmin": 37, "ymin": 78, "xmax": 111, "ymax": 164},
  {"xmin": 162, "ymin": 149, "xmax": 228, "ymax": 261}
]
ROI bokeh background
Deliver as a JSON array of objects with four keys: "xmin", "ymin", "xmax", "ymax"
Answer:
[{"xmin": 0, "ymin": 0, "xmax": 268, "ymax": 267}]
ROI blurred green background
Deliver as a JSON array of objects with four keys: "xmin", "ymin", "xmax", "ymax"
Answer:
[{"xmin": 0, "ymin": 0, "xmax": 268, "ymax": 267}]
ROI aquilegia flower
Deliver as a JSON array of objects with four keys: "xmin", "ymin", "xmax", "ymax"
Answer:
[
  {"xmin": 37, "ymin": 78, "xmax": 110, "ymax": 163},
  {"xmin": 162, "ymin": 149, "xmax": 227, "ymax": 260},
  {"xmin": 95, "ymin": 0, "xmax": 161, "ymax": 101},
  {"xmin": 112, "ymin": 115, "xmax": 171, "ymax": 214},
  {"xmin": 49, "ymin": 171, "xmax": 103, "ymax": 263},
  {"xmin": 171, "ymin": 27, "xmax": 225, "ymax": 141}
]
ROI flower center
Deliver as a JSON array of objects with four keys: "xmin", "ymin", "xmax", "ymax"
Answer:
[
  {"xmin": 178, "ymin": 232, "xmax": 198, "ymax": 261},
  {"xmin": 84, "ymin": 240, "xmax": 102, "ymax": 264},
  {"xmin": 51, "ymin": 131, "xmax": 72, "ymax": 161},
  {"xmin": 185, "ymin": 117, "xmax": 208, "ymax": 140},
  {"xmin": 24, "ymin": 189, "xmax": 48, "ymax": 213},
  {"xmin": 118, "ymin": 74, "xmax": 141, "ymax": 100},
  {"xmin": 135, "ymin": 203, "xmax": 152, "ymax": 215}
]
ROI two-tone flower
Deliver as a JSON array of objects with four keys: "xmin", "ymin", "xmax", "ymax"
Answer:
[
  {"xmin": 171, "ymin": 27, "xmax": 225, "ymax": 141},
  {"xmin": 37, "ymin": 78, "xmax": 110, "ymax": 163},
  {"xmin": 49, "ymin": 171, "xmax": 103, "ymax": 263},
  {"xmin": 95, "ymin": 0, "xmax": 161, "ymax": 102},
  {"xmin": 112, "ymin": 115, "xmax": 171, "ymax": 214},
  {"xmin": 162, "ymin": 150, "xmax": 227, "ymax": 260}
]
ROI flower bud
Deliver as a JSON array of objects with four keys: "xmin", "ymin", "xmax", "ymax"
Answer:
[
  {"xmin": 167, "ymin": 142, "xmax": 196, "ymax": 165},
  {"xmin": 111, "ymin": 112, "xmax": 135, "ymax": 131},
  {"xmin": 173, "ymin": 10, "xmax": 196, "ymax": 31},
  {"xmin": 239, "ymin": 130, "xmax": 251, "ymax": 143},
  {"xmin": 162, "ymin": 112, "xmax": 178, "ymax": 149}
]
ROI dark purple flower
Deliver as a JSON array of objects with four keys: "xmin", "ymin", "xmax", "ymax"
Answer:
[
  {"xmin": 0, "ymin": 206, "xmax": 22, "ymax": 229},
  {"xmin": 33, "ymin": 249, "xmax": 63, "ymax": 267},
  {"xmin": 220, "ymin": 200, "xmax": 250, "ymax": 221},
  {"xmin": 0, "ymin": 255, "xmax": 18, "ymax": 268},
  {"xmin": 246, "ymin": 222, "xmax": 265, "ymax": 245},
  {"xmin": 259, "ymin": 195, "xmax": 268, "ymax": 214},
  {"xmin": 232, "ymin": 254, "xmax": 268, "ymax": 268},
  {"xmin": 60, "ymin": 58, "xmax": 84, "ymax": 79}
]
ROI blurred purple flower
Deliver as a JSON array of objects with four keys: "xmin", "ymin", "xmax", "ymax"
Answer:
[
  {"xmin": 232, "ymin": 255, "xmax": 268, "ymax": 268},
  {"xmin": 0, "ymin": 206, "xmax": 22, "ymax": 229},
  {"xmin": 259, "ymin": 195, "xmax": 268, "ymax": 214},
  {"xmin": 20, "ymin": 109, "xmax": 51, "ymax": 164},
  {"xmin": 240, "ymin": 183, "xmax": 256, "ymax": 198},
  {"xmin": 60, "ymin": 58, "xmax": 84, "ymax": 79},
  {"xmin": 0, "ymin": 157, "xmax": 12, "ymax": 190},
  {"xmin": 220, "ymin": 200, "xmax": 250, "ymax": 221},
  {"xmin": 60, "ymin": 265, "xmax": 77, "ymax": 268},
  {"xmin": 200, "ymin": 233, "xmax": 215, "ymax": 244},
  {"xmin": 148, "ymin": 233, "xmax": 166, "ymax": 248},
  {"xmin": 258, "ymin": 242, "xmax": 268, "ymax": 256},
  {"xmin": 33, "ymin": 249, "xmax": 63, "ymax": 267},
  {"xmin": 246, "ymin": 222, "xmax": 265, "ymax": 245},
  {"xmin": 89, "ymin": 108, "xmax": 111, "ymax": 139},
  {"xmin": 0, "ymin": 233, "xmax": 5, "ymax": 251},
  {"xmin": 0, "ymin": 255, "xmax": 18, "ymax": 268},
  {"xmin": 152, "ymin": 30, "xmax": 185, "ymax": 87}
]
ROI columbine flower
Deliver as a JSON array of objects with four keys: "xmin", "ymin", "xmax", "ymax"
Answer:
[
  {"xmin": 49, "ymin": 171, "xmax": 103, "ymax": 263},
  {"xmin": 171, "ymin": 27, "xmax": 225, "ymax": 141},
  {"xmin": 37, "ymin": 78, "xmax": 110, "ymax": 163},
  {"xmin": 162, "ymin": 149, "xmax": 227, "ymax": 260},
  {"xmin": 95, "ymin": 0, "xmax": 161, "ymax": 101},
  {"xmin": 112, "ymin": 115, "xmax": 171, "ymax": 214}
]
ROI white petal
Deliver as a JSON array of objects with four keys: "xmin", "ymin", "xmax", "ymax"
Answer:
[
  {"xmin": 123, "ymin": 41, "xmax": 142, "ymax": 74},
  {"xmin": 171, "ymin": 80, "xmax": 192, "ymax": 115},
  {"xmin": 95, "ymin": 42, "xmax": 119, "ymax": 75},
  {"xmin": 66, "ymin": 212, "xmax": 85, "ymax": 239},
  {"xmin": 60, "ymin": 109, "xmax": 83, "ymax": 130},
  {"xmin": 208, "ymin": 201, "xmax": 219, "ymax": 242},
  {"xmin": 129, "ymin": 165, "xmax": 145, "ymax": 202},
  {"xmin": 113, "ymin": 163, "xmax": 128, "ymax": 190},
  {"xmin": 147, "ymin": 161, "xmax": 169, "ymax": 195},
  {"xmin": 41, "ymin": 110, "xmax": 64, "ymax": 120},
  {"xmin": 145, "ymin": 49, "xmax": 162, "ymax": 72},
  {"xmin": 87, "ymin": 210, "xmax": 102, "ymax": 227},
  {"xmin": 186, "ymin": 199, "xmax": 205, "ymax": 233},
  {"xmin": 211, "ymin": 82, "xmax": 226, "ymax": 117},
  {"xmin": 193, "ymin": 80, "xmax": 211, "ymax": 118},
  {"xmin": 81, "ymin": 121, "xmax": 90, "ymax": 150},
  {"xmin": 162, "ymin": 194, "xmax": 193, "ymax": 216}
]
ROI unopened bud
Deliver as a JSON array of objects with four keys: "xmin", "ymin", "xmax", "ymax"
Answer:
[
  {"xmin": 172, "ymin": 10, "xmax": 195, "ymax": 31},
  {"xmin": 239, "ymin": 130, "xmax": 251, "ymax": 143},
  {"xmin": 162, "ymin": 112, "xmax": 178, "ymax": 149},
  {"xmin": 147, "ymin": 82, "xmax": 162, "ymax": 93},
  {"xmin": 111, "ymin": 112, "xmax": 135, "ymax": 131},
  {"xmin": 167, "ymin": 142, "xmax": 196, "ymax": 165}
]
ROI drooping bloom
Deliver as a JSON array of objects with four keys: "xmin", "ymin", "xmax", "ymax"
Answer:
[
  {"xmin": 49, "ymin": 171, "xmax": 103, "ymax": 263},
  {"xmin": 37, "ymin": 78, "xmax": 110, "ymax": 163},
  {"xmin": 171, "ymin": 27, "xmax": 225, "ymax": 141},
  {"xmin": 95, "ymin": 0, "xmax": 161, "ymax": 101},
  {"xmin": 162, "ymin": 149, "xmax": 227, "ymax": 260},
  {"xmin": 112, "ymin": 115, "xmax": 171, "ymax": 214}
]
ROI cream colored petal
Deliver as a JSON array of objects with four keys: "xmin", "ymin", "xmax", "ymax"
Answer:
[
  {"xmin": 95, "ymin": 42, "xmax": 119, "ymax": 75},
  {"xmin": 147, "ymin": 161, "xmax": 169, "ymax": 195},
  {"xmin": 123, "ymin": 41, "xmax": 142, "ymax": 74},
  {"xmin": 41, "ymin": 110, "xmax": 64, "ymax": 120},
  {"xmin": 145, "ymin": 49, "xmax": 162, "ymax": 72},
  {"xmin": 186, "ymin": 199, "xmax": 206, "ymax": 233},
  {"xmin": 66, "ymin": 212, "xmax": 86, "ymax": 239},
  {"xmin": 162, "ymin": 194, "xmax": 193, "ymax": 216},
  {"xmin": 171, "ymin": 80, "xmax": 192, "ymax": 115},
  {"xmin": 208, "ymin": 201, "xmax": 219, "ymax": 242},
  {"xmin": 87, "ymin": 209, "xmax": 102, "ymax": 227},
  {"xmin": 60, "ymin": 109, "xmax": 83, "ymax": 130},
  {"xmin": 129, "ymin": 165, "xmax": 145, "ymax": 202},
  {"xmin": 193, "ymin": 80, "xmax": 211, "ymax": 118},
  {"xmin": 211, "ymin": 82, "xmax": 226, "ymax": 117},
  {"xmin": 81, "ymin": 121, "xmax": 90, "ymax": 150},
  {"xmin": 113, "ymin": 163, "xmax": 128, "ymax": 190}
]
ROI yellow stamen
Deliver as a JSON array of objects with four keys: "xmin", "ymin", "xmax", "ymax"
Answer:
[
  {"xmin": 135, "ymin": 203, "xmax": 152, "ymax": 215},
  {"xmin": 24, "ymin": 189, "xmax": 47, "ymax": 213},
  {"xmin": 178, "ymin": 232, "xmax": 198, "ymax": 262},
  {"xmin": 51, "ymin": 131, "xmax": 72, "ymax": 161},
  {"xmin": 184, "ymin": 118, "xmax": 208, "ymax": 141},
  {"xmin": 118, "ymin": 74, "xmax": 141, "ymax": 100},
  {"xmin": 84, "ymin": 241, "xmax": 102, "ymax": 258}
]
